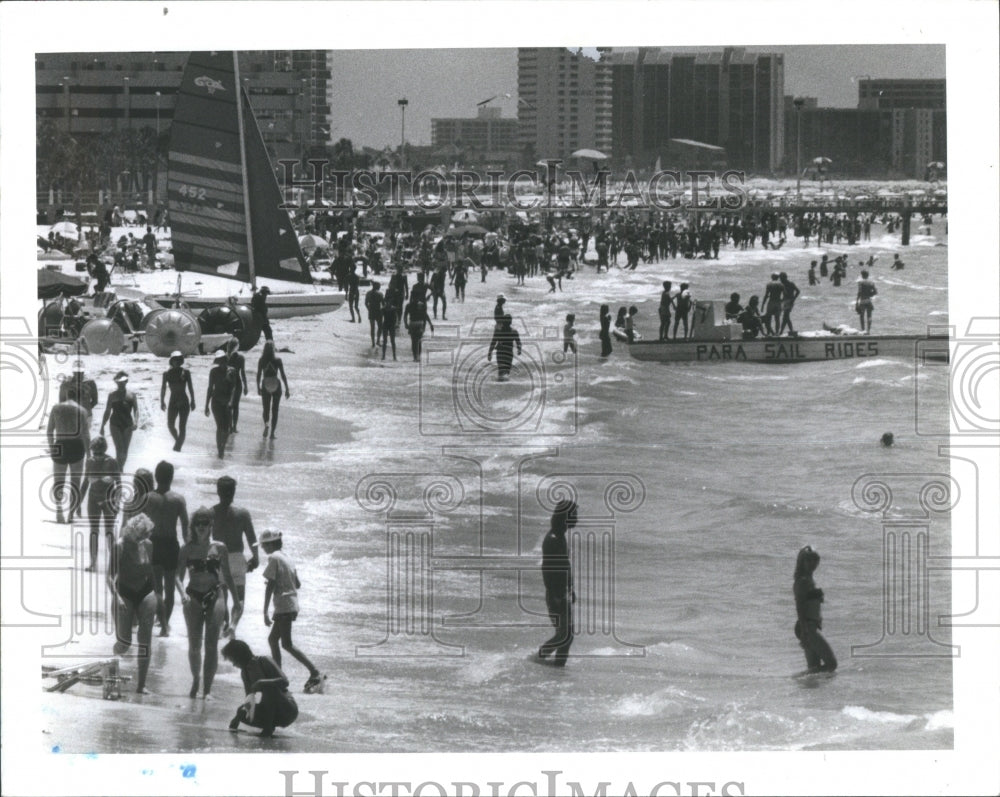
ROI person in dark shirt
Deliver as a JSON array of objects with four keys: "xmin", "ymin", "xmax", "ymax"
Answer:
[
  {"xmin": 538, "ymin": 499, "xmax": 577, "ymax": 666},
  {"xmin": 222, "ymin": 639, "xmax": 298, "ymax": 737},
  {"xmin": 793, "ymin": 546, "xmax": 837, "ymax": 673},
  {"xmin": 142, "ymin": 226, "xmax": 158, "ymax": 269},
  {"xmin": 724, "ymin": 292, "xmax": 743, "ymax": 321},
  {"xmin": 487, "ymin": 314, "xmax": 522, "ymax": 380},
  {"xmin": 250, "ymin": 286, "xmax": 273, "ymax": 341}
]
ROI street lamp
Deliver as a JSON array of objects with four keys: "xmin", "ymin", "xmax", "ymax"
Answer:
[
  {"xmin": 155, "ymin": 90, "xmax": 161, "ymax": 136},
  {"xmin": 793, "ymin": 97, "xmax": 805, "ymax": 195},
  {"xmin": 61, "ymin": 76, "xmax": 72, "ymax": 134},
  {"xmin": 398, "ymin": 97, "xmax": 408, "ymax": 168},
  {"xmin": 123, "ymin": 76, "xmax": 131, "ymax": 130}
]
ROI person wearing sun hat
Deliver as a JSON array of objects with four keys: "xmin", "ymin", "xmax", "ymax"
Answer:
[
  {"xmin": 100, "ymin": 370, "xmax": 138, "ymax": 469},
  {"xmin": 58, "ymin": 359, "xmax": 99, "ymax": 421},
  {"xmin": 161, "ymin": 351, "xmax": 196, "ymax": 452}
]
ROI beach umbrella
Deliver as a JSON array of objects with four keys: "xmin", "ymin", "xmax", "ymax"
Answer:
[
  {"xmin": 926, "ymin": 161, "xmax": 945, "ymax": 170},
  {"xmin": 571, "ymin": 149, "xmax": 608, "ymax": 161},
  {"xmin": 452, "ymin": 209, "xmax": 480, "ymax": 223},
  {"xmin": 443, "ymin": 224, "xmax": 488, "ymax": 238},
  {"xmin": 37, "ymin": 268, "xmax": 88, "ymax": 300},
  {"xmin": 297, "ymin": 233, "xmax": 329, "ymax": 253},
  {"xmin": 51, "ymin": 221, "xmax": 78, "ymax": 236}
]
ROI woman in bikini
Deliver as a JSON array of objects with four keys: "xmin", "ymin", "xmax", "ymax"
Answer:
[
  {"xmin": 160, "ymin": 351, "xmax": 195, "ymax": 452},
  {"xmin": 106, "ymin": 513, "xmax": 157, "ymax": 694},
  {"xmin": 175, "ymin": 507, "xmax": 242, "ymax": 700},
  {"xmin": 256, "ymin": 341, "xmax": 290, "ymax": 439}
]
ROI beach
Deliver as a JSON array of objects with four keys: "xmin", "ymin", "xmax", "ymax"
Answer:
[{"xmin": 30, "ymin": 216, "xmax": 954, "ymax": 754}]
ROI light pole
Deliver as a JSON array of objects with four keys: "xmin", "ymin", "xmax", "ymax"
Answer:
[
  {"xmin": 61, "ymin": 76, "xmax": 72, "ymax": 134},
  {"xmin": 155, "ymin": 90, "xmax": 161, "ymax": 136},
  {"xmin": 398, "ymin": 97, "xmax": 408, "ymax": 168},
  {"xmin": 793, "ymin": 97, "xmax": 804, "ymax": 195},
  {"xmin": 123, "ymin": 76, "xmax": 131, "ymax": 131}
]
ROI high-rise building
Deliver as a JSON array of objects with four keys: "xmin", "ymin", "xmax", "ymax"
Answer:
[
  {"xmin": 858, "ymin": 78, "xmax": 945, "ymax": 110},
  {"xmin": 517, "ymin": 48, "xmax": 613, "ymax": 164},
  {"xmin": 608, "ymin": 47, "xmax": 784, "ymax": 173},
  {"xmin": 35, "ymin": 50, "xmax": 332, "ymax": 198},
  {"xmin": 431, "ymin": 105, "xmax": 520, "ymax": 168}
]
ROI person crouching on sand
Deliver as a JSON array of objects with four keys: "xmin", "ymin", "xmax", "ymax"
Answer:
[{"xmin": 222, "ymin": 638, "xmax": 298, "ymax": 737}]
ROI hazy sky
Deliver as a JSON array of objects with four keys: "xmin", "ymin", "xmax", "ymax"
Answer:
[{"xmin": 328, "ymin": 44, "xmax": 945, "ymax": 149}]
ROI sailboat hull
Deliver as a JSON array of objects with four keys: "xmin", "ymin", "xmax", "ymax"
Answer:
[{"xmin": 145, "ymin": 291, "xmax": 346, "ymax": 318}]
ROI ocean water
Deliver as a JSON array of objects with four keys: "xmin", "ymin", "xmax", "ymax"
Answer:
[{"xmin": 159, "ymin": 226, "xmax": 953, "ymax": 751}]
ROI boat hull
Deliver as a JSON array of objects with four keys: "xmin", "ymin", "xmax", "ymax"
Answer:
[
  {"xmin": 627, "ymin": 334, "xmax": 950, "ymax": 364},
  {"xmin": 145, "ymin": 291, "xmax": 346, "ymax": 319}
]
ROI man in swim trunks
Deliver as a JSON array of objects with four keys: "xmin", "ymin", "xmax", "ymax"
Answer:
[
  {"xmin": 855, "ymin": 269, "xmax": 878, "ymax": 333},
  {"xmin": 250, "ymin": 285, "xmax": 273, "ymax": 341},
  {"xmin": 777, "ymin": 272, "xmax": 801, "ymax": 336},
  {"xmin": 142, "ymin": 460, "xmax": 189, "ymax": 637},
  {"xmin": 47, "ymin": 385, "xmax": 91, "ymax": 524},
  {"xmin": 59, "ymin": 361, "xmax": 98, "ymax": 423},
  {"xmin": 658, "ymin": 281, "xmax": 674, "ymax": 341},
  {"xmin": 761, "ymin": 272, "xmax": 784, "ymax": 336},
  {"xmin": 161, "ymin": 351, "xmax": 196, "ymax": 452},
  {"xmin": 365, "ymin": 280, "xmax": 384, "ymax": 348},
  {"xmin": 100, "ymin": 370, "xmax": 138, "ymax": 469},
  {"xmin": 211, "ymin": 475, "xmax": 259, "ymax": 631}
]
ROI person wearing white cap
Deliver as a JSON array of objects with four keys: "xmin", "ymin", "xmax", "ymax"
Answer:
[
  {"xmin": 100, "ymin": 370, "xmax": 138, "ymax": 469},
  {"xmin": 205, "ymin": 351, "xmax": 237, "ymax": 459},
  {"xmin": 59, "ymin": 360, "xmax": 99, "ymax": 422},
  {"xmin": 161, "ymin": 352, "xmax": 196, "ymax": 452}
]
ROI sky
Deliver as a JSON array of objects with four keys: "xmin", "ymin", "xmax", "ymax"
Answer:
[{"xmin": 327, "ymin": 44, "xmax": 946, "ymax": 150}]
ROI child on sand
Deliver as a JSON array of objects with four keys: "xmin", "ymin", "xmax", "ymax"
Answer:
[{"xmin": 260, "ymin": 530, "xmax": 325, "ymax": 693}]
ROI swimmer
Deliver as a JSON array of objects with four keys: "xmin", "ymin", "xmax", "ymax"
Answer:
[
  {"xmin": 142, "ymin": 460, "xmax": 189, "ymax": 637},
  {"xmin": 47, "ymin": 384, "xmax": 91, "ymax": 524},
  {"xmin": 538, "ymin": 499, "xmax": 577, "ymax": 666},
  {"xmin": 855, "ymin": 269, "xmax": 878, "ymax": 333},
  {"xmin": 881, "ymin": 432, "xmax": 894, "ymax": 447},
  {"xmin": 80, "ymin": 436, "xmax": 120, "ymax": 572},
  {"xmin": 256, "ymin": 341, "xmax": 290, "ymax": 440},
  {"xmin": 211, "ymin": 475, "xmax": 259, "ymax": 634},
  {"xmin": 205, "ymin": 351, "xmax": 236, "ymax": 458},
  {"xmin": 100, "ymin": 371, "xmax": 138, "ymax": 469}
]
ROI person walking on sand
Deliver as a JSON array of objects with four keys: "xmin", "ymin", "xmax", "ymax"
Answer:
[
  {"xmin": 47, "ymin": 384, "xmax": 91, "ymax": 524},
  {"xmin": 226, "ymin": 337, "xmax": 249, "ymax": 433},
  {"xmin": 256, "ymin": 341, "xmax": 290, "ymax": 440},
  {"xmin": 175, "ymin": 507, "xmax": 242, "ymax": 699},
  {"xmin": 100, "ymin": 371, "xmax": 138, "ymax": 469},
  {"xmin": 80, "ymin": 436, "xmax": 121, "ymax": 572},
  {"xmin": 107, "ymin": 513, "xmax": 158, "ymax": 694},
  {"xmin": 365, "ymin": 280, "xmax": 385, "ymax": 349},
  {"xmin": 160, "ymin": 351, "xmax": 195, "ymax": 452},
  {"xmin": 141, "ymin": 460, "xmax": 189, "ymax": 637},
  {"xmin": 222, "ymin": 639, "xmax": 298, "ymax": 737},
  {"xmin": 793, "ymin": 545, "xmax": 837, "ymax": 673},
  {"xmin": 537, "ymin": 499, "xmax": 577, "ymax": 666},
  {"xmin": 403, "ymin": 297, "xmax": 434, "ymax": 363},
  {"xmin": 211, "ymin": 475, "xmax": 259, "ymax": 634},
  {"xmin": 205, "ymin": 351, "xmax": 236, "ymax": 459},
  {"xmin": 259, "ymin": 529, "xmax": 325, "ymax": 693}
]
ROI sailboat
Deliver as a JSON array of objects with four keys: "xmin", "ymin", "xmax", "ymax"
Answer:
[{"xmin": 145, "ymin": 51, "xmax": 344, "ymax": 318}]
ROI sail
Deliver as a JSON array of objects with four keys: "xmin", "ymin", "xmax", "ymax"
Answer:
[{"xmin": 168, "ymin": 51, "xmax": 312, "ymax": 285}]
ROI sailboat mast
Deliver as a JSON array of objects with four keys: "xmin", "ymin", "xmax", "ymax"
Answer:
[{"xmin": 232, "ymin": 52, "xmax": 256, "ymax": 291}]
